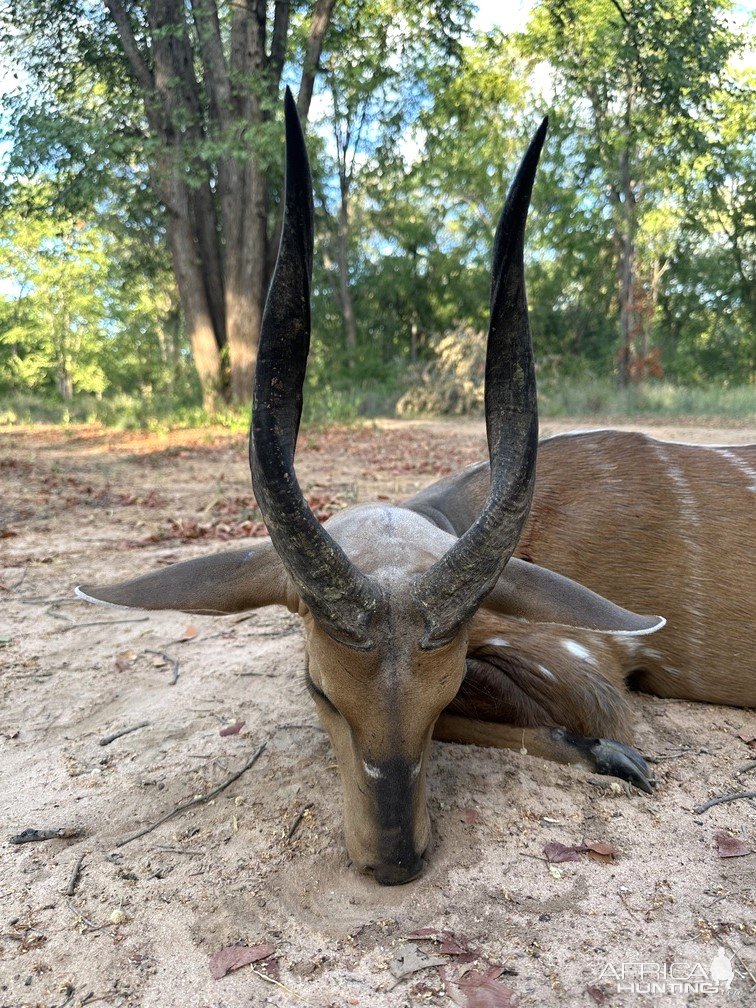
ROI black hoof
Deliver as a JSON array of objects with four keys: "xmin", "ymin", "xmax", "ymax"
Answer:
[
  {"xmin": 553, "ymin": 729, "xmax": 655, "ymax": 794},
  {"xmin": 589, "ymin": 738, "xmax": 655, "ymax": 794}
]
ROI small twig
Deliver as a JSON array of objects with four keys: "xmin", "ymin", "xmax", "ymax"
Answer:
[
  {"xmin": 142, "ymin": 649, "xmax": 179, "ymax": 684},
  {"xmin": 245, "ymin": 628, "xmax": 299, "ymax": 639},
  {"xmin": 153, "ymin": 846, "xmax": 204, "ymax": 855},
  {"xmin": 46, "ymin": 608, "xmax": 75, "ymax": 622},
  {"xmin": 99, "ymin": 722, "xmax": 150, "ymax": 747},
  {"xmin": 64, "ymin": 904, "xmax": 108, "ymax": 931},
  {"xmin": 21, "ymin": 596, "xmax": 79, "ymax": 605},
  {"xmin": 57, "ymin": 617, "xmax": 149, "ymax": 632},
  {"xmin": 237, "ymin": 671, "xmax": 279, "ymax": 678},
  {"xmin": 10, "ymin": 827, "xmax": 84, "ymax": 845},
  {"xmin": 693, "ymin": 791, "xmax": 756, "ymax": 814},
  {"xmin": 735, "ymin": 760, "xmax": 756, "ymax": 777},
  {"xmin": 112, "ymin": 740, "xmax": 268, "ymax": 848},
  {"xmin": 277, "ymin": 723, "xmax": 325, "ymax": 733},
  {"xmin": 62, "ymin": 853, "xmax": 86, "ymax": 896},
  {"xmin": 286, "ymin": 804, "xmax": 313, "ymax": 840},
  {"xmin": 249, "ymin": 967, "xmax": 312, "ymax": 1004}
]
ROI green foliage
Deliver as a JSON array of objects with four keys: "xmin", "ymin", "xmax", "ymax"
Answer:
[
  {"xmin": 537, "ymin": 376, "xmax": 756, "ymax": 420},
  {"xmin": 0, "ymin": 0, "xmax": 752, "ymax": 426}
]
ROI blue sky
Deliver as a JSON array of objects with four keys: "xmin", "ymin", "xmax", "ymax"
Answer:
[{"xmin": 474, "ymin": 0, "xmax": 535, "ymax": 32}]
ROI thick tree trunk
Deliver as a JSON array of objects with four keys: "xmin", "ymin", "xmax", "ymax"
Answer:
[
  {"xmin": 106, "ymin": 0, "xmax": 335, "ymax": 407},
  {"xmin": 226, "ymin": 166, "xmax": 269, "ymax": 404},
  {"xmin": 164, "ymin": 184, "xmax": 223, "ymax": 410}
]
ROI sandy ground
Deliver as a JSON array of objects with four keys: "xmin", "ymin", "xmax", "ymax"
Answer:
[{"xmin": 1, "ymin": 417, "xmax": 755, "ymax": 1008}]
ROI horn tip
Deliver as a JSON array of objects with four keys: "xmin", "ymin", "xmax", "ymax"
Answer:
[{"xmin": 284, "ymin": 86, "xmax": 297, "ymax": 120}]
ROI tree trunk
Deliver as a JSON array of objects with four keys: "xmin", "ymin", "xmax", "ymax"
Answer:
[
  {"xmin": 106, "ymin": 0, "xmax": 335, "ymax": 408},
  {"xmin": 164, "ymin": 195, "xmax": 224, "ymax": 410}
]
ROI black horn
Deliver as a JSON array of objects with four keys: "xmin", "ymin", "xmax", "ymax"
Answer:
[
  {"xmin": 250, "ymin": 88, "xmax": 379, "ymax": 648},
  {"xmin": 413, "ymin": 117, "xmax": 548, "ymax": 648}
]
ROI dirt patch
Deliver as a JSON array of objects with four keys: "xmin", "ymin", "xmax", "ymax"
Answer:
[{"xmin": 1, "ymin": 418, "xmax": 754, "ymax": 1007}]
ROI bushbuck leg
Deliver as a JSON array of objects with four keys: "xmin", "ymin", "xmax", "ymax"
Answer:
[{"xmin": 433, "ymin": 717, "xmax": 653, "ymax": 793}]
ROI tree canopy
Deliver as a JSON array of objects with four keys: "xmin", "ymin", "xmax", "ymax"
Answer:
[{"xmin": 0, "ymin": 0, "xmax": 753, "ymax": 418}]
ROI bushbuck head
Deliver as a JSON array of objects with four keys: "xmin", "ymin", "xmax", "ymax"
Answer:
[
  {"xmin": 78, "ymin": 90, "xmax": 663, "ymax": 884},
  {"xmin": 249, "ymin": 89, "xmax": 544, "ymax": 882}
]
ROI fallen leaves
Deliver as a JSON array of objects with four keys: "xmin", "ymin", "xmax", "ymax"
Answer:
[
  {"xmin": 401, "ymin": 930, "xmax": 514, "ymax": 1004},
  {"xmin": 543, "ymin": 840, "xmax": 617, "ymax": 864},
  {"xmin": 209, "ymin": 942, "xmax": 275, "ymax": 980},
  {"xmin": 178, "ymin": 625, "xmax": 198, "ymax": 641},
  {"xmin": 715, "ymin": 830, "xmax": 752, "ymax": 858}
]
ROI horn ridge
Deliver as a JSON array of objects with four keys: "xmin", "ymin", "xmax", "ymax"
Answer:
[
  {"xmin": 413, "ymin": 117, "xmax": 547, "ymax": 648},
  {"xmin": 250, "ymin": 89, "xmax": 379, "ymax": 648}
]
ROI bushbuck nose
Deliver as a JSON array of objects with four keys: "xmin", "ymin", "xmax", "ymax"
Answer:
[{"xmin": 374, "ymin": 853, "xmax": 424, "ymax": 886}]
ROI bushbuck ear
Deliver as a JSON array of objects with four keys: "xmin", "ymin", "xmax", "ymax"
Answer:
[
  {"xmin": 76, "ymin": 541, "xmax": 289, "ymax": 616},
  {"xmin": 482, "ymin": 557, "xmax": 665, "ymax": 636}
]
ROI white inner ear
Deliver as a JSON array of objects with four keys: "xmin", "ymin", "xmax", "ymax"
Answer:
[
  {"xmin": 603, "ymin": 616, "xmax": 667, "ymax": 637},
  {"xmin": 74, "ymin": 586, "xmax": 135, "ymax": 611},
  {"xmin": 535, "ymin": 615, "xmax": 667, "ymax": 637}
]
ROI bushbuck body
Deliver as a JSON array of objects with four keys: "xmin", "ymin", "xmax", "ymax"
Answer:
[{"xmin": 78, "ymin": 91, "xmax": 755, "ymax": 885}]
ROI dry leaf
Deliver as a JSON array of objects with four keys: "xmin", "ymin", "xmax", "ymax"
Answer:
[
  {"xmin": 461, "ymin": 808, "xmax": 480, "ymax": 824},
  {"xmin": 179, "ymin": 625, "xmax": 198, "ymax": 641},
  {"xmin": 389, "ymin": 943, "xmax": 446, "ymax": 980},
  {"xmin": 544, "ymin": 840, "xmax": 617, "ymax": 864},
  {"xmin": 715, "ymin": 830, "xmax": 752, "ymax": 858},
  {"xmin": 219, "ymin": 720, "xmax": 245, "ymax": 737},
  {"xmin": 737, "ymin": 731, "xmax": 756, "ymax": 748},
  {"xmin": 209, "ymin": 942, "xmax": 274, "ymax": 980},
  {"xmin": 456, "ymin": 968, "xmax": 516, "ymax": 1008},
  {"xmin": 584, "ymin": 841, "xmax": 617, "ymax": 863},
  {"xmin": 543, "ymin": 842, "xmax": 582, "ymax": 863}
]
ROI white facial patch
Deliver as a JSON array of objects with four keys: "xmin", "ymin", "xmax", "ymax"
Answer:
[
  {"xmin": 562, "ymin": 639, "xmax": 592, "ymax": 662},
  {"xmin": 363, "ymin": 760, "xmax": 421, "ymax": 780}
]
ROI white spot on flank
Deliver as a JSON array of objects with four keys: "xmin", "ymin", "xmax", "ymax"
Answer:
[
  {"xmin": 487, "ymin": 637, "xmax": 510, "ymax": 648},
  {"xmin": 410, "ymin": 761, "xmax": 421, "ymax": 780},
  {"xmin": 363, "ymin": 761, "xmax": 383, "ymax": 780},
  {"xmin": 561, "ymin": 639, "xmax": 592, "ymax": 662},
  {"xmin": 536, "ymin": 664, "xmax": 557, "ymax": 681}
]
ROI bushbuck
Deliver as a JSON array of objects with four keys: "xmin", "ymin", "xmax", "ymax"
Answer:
[{"xmin": 78, "ymin": 90, "xmax": 755, "ymax": 885}]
